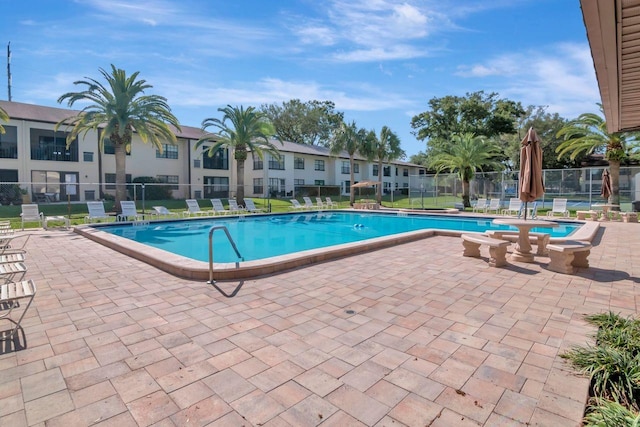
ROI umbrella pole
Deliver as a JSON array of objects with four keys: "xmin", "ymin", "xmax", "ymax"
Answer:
[{"xmin": 523, "ymin": 201, "xmax": 528, "ymax": 220}]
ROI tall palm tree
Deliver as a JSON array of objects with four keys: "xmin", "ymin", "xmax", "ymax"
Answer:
[
  {"xmin": 367, "ymin": 126, "xmax": 404, "ymax": 204},
  {"xmin": 329, "ymin": 121, "xmax": 367, "ymax": 206},
  {"xmin": 0, "ymin": 105, "xmax": 9, "ymax": 133},
  {"xmin": 195, "ymin": 105, "xmax": 281, "ymax": 206},
  {"xmin": 429, "ymin": 133, "xmax": 503, "ymax": 208},
  {"xmin": 556, "ymin": 105, "xmax": 639, "ymax": 207},
  {"xmin": 57, "ymin": 65, "xmax": 181, "ymax": 212}
]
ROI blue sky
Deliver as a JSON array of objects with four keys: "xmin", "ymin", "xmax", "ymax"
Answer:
[{"xmin": 2, "ymin": 0, "xmax": 599, "ymax": 158}]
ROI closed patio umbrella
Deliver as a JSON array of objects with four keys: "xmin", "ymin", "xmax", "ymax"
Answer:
[
  {"xmin": 601, "ymin": 169, "xmax": 612, "ymax": 202},
  {"xmin": 519, "ymin": 127, "xmax": 545, "ymax": 219}
]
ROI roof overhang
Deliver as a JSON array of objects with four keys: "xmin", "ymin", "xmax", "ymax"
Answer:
[{"xmin": 581, "ymin": 0, "xmax": 640, "ymax": 133}]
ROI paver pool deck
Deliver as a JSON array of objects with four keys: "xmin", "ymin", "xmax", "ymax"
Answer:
[{"xmin": 0, "ymin": 220, "xmax": 638, "ymax": 426}]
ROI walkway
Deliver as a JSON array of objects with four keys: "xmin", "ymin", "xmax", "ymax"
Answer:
[{"xmin": 0, "ymin": 221, "xmax": 638, "ymax": 426}]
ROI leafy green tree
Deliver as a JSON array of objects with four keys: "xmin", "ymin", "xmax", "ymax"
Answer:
[
  {"xmin": 196, "ymin": 105, "xmax": 282, "ymax": 206},
  {"xmin": 366, "ymin": 126, "xmax": 405, "ymax": 204},
  {"xmin": 261, "ymin": 99, "xmax": 344, "ymax": 146},
  {"xmin": 57, "ymin": 65, "xmax": 181, "ymax": 212},
  {"xmin": 409, "ymin": 151, "xmax": 429, "ymax": 166},
  {"xmin": 0, "ymin": 106, "xmax": 9, "ymax": 134},
  {"xmin": 556, "ymin": 105, "xmax": 640, "ymax": 207},
  {"xmin": 429, "ymin": 133, "xmax": 503, "ymax": 207},
  {"xmin": 329, "ymin": 121, "xmax": 367, "ymax": 206},
  {"xmin": 410, "ymin": 91, "xmax": 525, "ymax": 160},
  {"xmin": 500, "ymin": 106, "xmax": 575, "ymax": 170}
]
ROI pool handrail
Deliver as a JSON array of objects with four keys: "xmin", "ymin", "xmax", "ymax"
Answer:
[{"xmin": 208, "ymin": 225, "xmax": 243, "ymax": 284}]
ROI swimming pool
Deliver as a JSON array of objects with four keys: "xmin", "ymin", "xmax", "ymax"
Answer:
[
  {"xmin": 82, "ymin": 211, "xmax": 585, "ymax": 280},
  {"xmin": 101, "ymin": 211, "xmax": 580, "ymax": 263}
]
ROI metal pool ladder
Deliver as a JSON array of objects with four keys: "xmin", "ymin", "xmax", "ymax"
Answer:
[{"xmin": 208, "ymin": 225, "xmax": 243, "ymax": 284}]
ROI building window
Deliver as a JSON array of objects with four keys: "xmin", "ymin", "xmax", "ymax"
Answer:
[
  {"xmin": 268, "ymin": 178, "xmax": 286, "ymax": 197},
  {"xmin": 294, "ymin": 157, "xmax": 304, "ymax": 169},
  {"xmin": 156, "ymin": 174, "xmax": 179, "ymax": 190},
  {"xmin": 83, "ymin": 152, "xmax": 94, "ymax": 162},
  {"xmin": 0, "ymin": 126, "xmax": 18, "ymax": 159},
  {"xmin": 105, "ymin": 173, "xmax": 132, "ymax": 190},
  {"xmin": 202, "ymin": 147, "xmax": 229, "ymax": 170},
  {"xmin": 314, "ymin": 159, "xmax": 325, "ymax": 171},
  {"xmin": 353, "ymin": 163, "xmax": 359, "ymax": 174},
  {"xmin": 294, "ymin": 179, "xmax": 304, "ymax": 186},
  {"xmin": 31, "ymin": 170, "xmax": 80, "ymax": 202},
  {"xmin": 384, "ymin": 166, "xmax": 391, "ymax": 177},
  {"xmin": 156, "ymin": 144, "xmax": 178, "ymax": 159},
  {"xmin": 395, "ymin": 167, "xmax": 398, "ymax": 176},
  {"xmin": 314, "ymin": 180, "xmax": 325, "ymax": 185},
  {"xmin": 30, "ymin": 129, "xmax": 78, "ymax": 162},
  {"xmin": 253, "ymin": 178, "xmax": 263, "ymax": 195},
  {"xmin": 252, "ymin": 152, "xmax": 263, "ymax": 170},
  {"xmin": 341, "ymin": 161, "xmax": 350, "ymax": 174},
  {"xmin": 373, "ymin": 165, "xmax": 379, "ymax": 176},
  {"xmin": 403, "ymin": 168, "xmax": 409, "ymax": 177},
  {"xmin": 193, "ymin": 159, "xmax": 201, "ymax": 168},
  {"xmin": 203, "ymin": 176, "xmax": 229, "ymax": 198},
  {"xmin": 268, "ymin": 155, "xmax": 285, "ymax": 170}
]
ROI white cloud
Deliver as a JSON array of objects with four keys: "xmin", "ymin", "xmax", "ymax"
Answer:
[{"xmin": 457, "ymin": 43, "xmax": 600, "ymax": 118}]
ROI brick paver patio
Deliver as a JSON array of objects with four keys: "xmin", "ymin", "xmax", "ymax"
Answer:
[{"xmin": 0, "ymin": 220, "xmax": 637, "ymax": 426}]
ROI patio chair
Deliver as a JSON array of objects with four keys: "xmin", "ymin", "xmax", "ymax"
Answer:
[
  {"xmin": 85, "ymin": 201, "xmax": 112, "ymax": 223},
  {"xmin": 184, "ymin": 199, "xmax": 213, "ymax": 217},
  {"xmin": 0, "ymin": 279, "xmax": 37, "ymax": 340},
  {"xmin": 315, "ymin": 197, "xmax": 326, "ymax": 209},
  {"xmin": 210, "ymin": 199, "xmax": 231, "ymax": 215},
  {"xmin": 472, "ymin": 198, "xmax": 488, "ymax": 213},
  {"xmin": 501, "ymin": 198, "xmax": 522, "ymax": 216},
  {"xmin": 152, "ymin": 206, "xmax": 180, "ymax": 219},
  {"xmin": 0, "ymin": 235, "xmax": 30, "ymax": 256},
  {"xmin": 20, "ymin": 204, "xmax": 43, "ymax": 230},
  {"xmin": 302, "ymin": 197, "xmax": 315, "ymax": 209},
  {"xmin": 244, "ymin": 199, "xmax": 265, "ymax": 213},
  {"xmin": 290, "ymin": 199, "xmax": 306, "ymax": 210},
  {"xmin": 228, "ymin": 199, "xmax": 246, "ymax": 214},
  {"xmin": 485, "ymin": 199, "xmax": 501, "ymax": 214},
  {"xmin": 117, "ymin": 201, "xmax": 144, "ymax": 222},
  {"xmin": 325, "ymin": 197, "xmax": 338, "ymax": 209},
  {"xmin": 547, "ymin": 198, "xmax": 569, "ymax": 218},
  {"xmin": 0, "ymin": 261, "xmax": 27, "ymax": 283}
]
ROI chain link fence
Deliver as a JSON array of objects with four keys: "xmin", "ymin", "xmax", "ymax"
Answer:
[
  {"xmin": 408, "ymin": 166, "xmax": 640, "ymax": 210},
  {"xmin": 2, "ymin": 165, "xmax": 639, "ymax": 212}
]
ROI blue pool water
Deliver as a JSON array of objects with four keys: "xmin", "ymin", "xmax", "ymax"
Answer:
[{"xmin": 100, "ymin": 212, "xmax": 579, "ymax": 263}]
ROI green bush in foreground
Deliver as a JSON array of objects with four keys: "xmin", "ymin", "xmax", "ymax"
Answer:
[{"xmin": 562, "ymin": 312, "xmax": 640, "ymax": 425}]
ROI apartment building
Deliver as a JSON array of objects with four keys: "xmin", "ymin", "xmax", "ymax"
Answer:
[{"xmin": 0, "ymin": 100, "xmax": 425, "ymax": 202}]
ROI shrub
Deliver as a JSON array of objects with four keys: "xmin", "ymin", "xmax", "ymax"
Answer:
[{"xmin": 132, "ymin": 177, "xmax": 173, "ymax": 200}]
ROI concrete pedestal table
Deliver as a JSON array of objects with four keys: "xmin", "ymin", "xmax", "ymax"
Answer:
[{"xmin": 492, "ymin": 218, "xmax": 558, "ymax": 263}]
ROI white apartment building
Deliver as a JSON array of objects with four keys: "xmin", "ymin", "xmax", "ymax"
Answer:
[{"xmin": 0, "ymin": 100, "xmax": 425, "ymax": 202}]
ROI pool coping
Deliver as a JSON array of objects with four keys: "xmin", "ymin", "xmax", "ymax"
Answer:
[{"xmin": 73, "ymin": 211, "xmax": 600, "ymax": 281}]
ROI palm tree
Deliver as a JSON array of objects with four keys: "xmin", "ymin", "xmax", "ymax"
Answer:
[
  {"xmin": 0, "ymin": 105, "xmax": 9, "ymax": 134},
  {"xmin": 556, "ymin": 105, "xmax": 639, "ymax": 207},
  {"xmin": 195, "ymin": 105, "xmax": 281, "ymax": 206},
  {"xmin": 367, "ymin": 126, "xmax": 404, "ymax": 204},
  {"xmin": 329, "ymin": 121, "xmax": 367, "ymax": 206},
  {"xmin": 429, "ymin": 133, "xmax": 503, "ymax": 208},
  {"xmin": 57, "ymin": 65, "xmax": 181, "ymax": 212}
]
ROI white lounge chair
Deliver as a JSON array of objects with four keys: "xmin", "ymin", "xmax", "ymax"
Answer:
[
  {"xmin": 325, "ymin": 197, "xmax": 338, "ymax": 209},
  {"xmin": 547, "ymin": 198, "xmax": 569, "ymax": 218},
  {"xmin": 85, "ymin": 201, "xmax": 112, "ymax": 223},
  {"xmin": 20, "ymin": 204, "xmax": 43, "ymax": 230},
  {"xmin": 0, "ymin": 235, "xmax": 30, "ymax": 256},
  {"xmin": 210, "ymin": 199, "xmax": 231, "ymax": 215},
  {"xmin": 485, "ymin": 199, "xmax": 501, "ymax": 214},
  {"xmin": 472, "ymin": 198, "xmax": 488, "ymax": 213},
  {"xmin": 117, "ymin": 201, "xmax": 144, "ymax": 222},
  {"xmin": 290, "ymin": 199, "xmax": 306, "ymax": 210},
  {"xmin": 302, "ymin": 197, "xmax": 315, "ymax": 209},
  {"xmin": 501, "ymin": 198, "xmax": 522, "ymax": 216},
  {"xmin": 228, "ymin": 199, "xmax": 246, "ymax": 214},
  {"xmin": 0, "ymin": 279, "xmax": 37, "ymax": 340},
  {"xmin": 152, "ymin": 206, "xmax": 180, "ymax": 219},
  {"xmin": 184, "ymin": 199, "xmax": 213, "ymax": 217},
  {"xmin": 244, "ymin": 199, "xmax": 265, "ymax": 213},
  {"xmin": 315, "ymin": 197, "xmax": 326, "ymax": 209}
]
